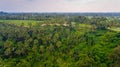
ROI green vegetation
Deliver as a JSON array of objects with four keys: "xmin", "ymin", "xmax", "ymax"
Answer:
[
  {"xmin": 0, "ymin": 20, "xmax": 43, "ymax": 27},
  {"xmin": 108, "ymin": 27, "xmax": 120, "ymax": 32},
  {"xmin": 0, "ymin": 14, "xmax": 120, "ymax": 67}
]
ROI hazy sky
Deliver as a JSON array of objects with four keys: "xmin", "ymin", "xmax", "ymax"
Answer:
[{"xmin": 0, "ymin": 0, "xmax": 120, "ymax": 12}]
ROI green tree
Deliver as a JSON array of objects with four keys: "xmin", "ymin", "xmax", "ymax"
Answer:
[{"xmin": 109, "ymin": 46, "xmax": 120, "ymax": 67}]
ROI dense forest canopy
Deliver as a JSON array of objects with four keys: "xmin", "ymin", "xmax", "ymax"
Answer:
[{"xmin": 0, "ymin": 12, "xmax": 120, "ymax": 67}]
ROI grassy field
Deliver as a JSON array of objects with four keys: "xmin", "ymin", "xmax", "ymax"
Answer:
[
  {"xmin": 0, "ymin": 20, "xmax": 43, "ymax": 27},
  {"xmin": 108, "ymin": 27, "xmax": 120, "ymax": 32},
  {"xmin": 0, "ymin": 20, "xmax": 92, "ymax": 27}
]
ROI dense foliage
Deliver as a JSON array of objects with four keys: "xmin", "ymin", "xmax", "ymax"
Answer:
[{"xmin": 0, "ymin": 14, "xmax": 120, "ymax": 67}]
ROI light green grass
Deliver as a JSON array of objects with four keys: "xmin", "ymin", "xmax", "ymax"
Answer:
[
  {"xmin": 108, "ymin": 27, "xmax": 120, "ymax": 32},
  {"xmin": 79, "ymin": 24, "xmax": 92, "ymax": 28},
  {"xmin": 0, "ymin": 20, "xmax": 43, "ymax": 27}
]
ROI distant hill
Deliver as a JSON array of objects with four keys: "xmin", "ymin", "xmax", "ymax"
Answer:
[
  {"xmin": 0, "ymin": 12, "xmax": 120, "ymax": 20},
  {"xmin": 0, "ymin": 11, "xmax": 8, "ymax": 15},
  {"xmin": 0, "ymin": 12, "xmax": 120, "ymax": 17}
]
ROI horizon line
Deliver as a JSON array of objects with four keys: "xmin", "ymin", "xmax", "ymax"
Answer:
[{"xmin": 1, "ymin": 11, "xmax": 120, "ymax": 13}]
